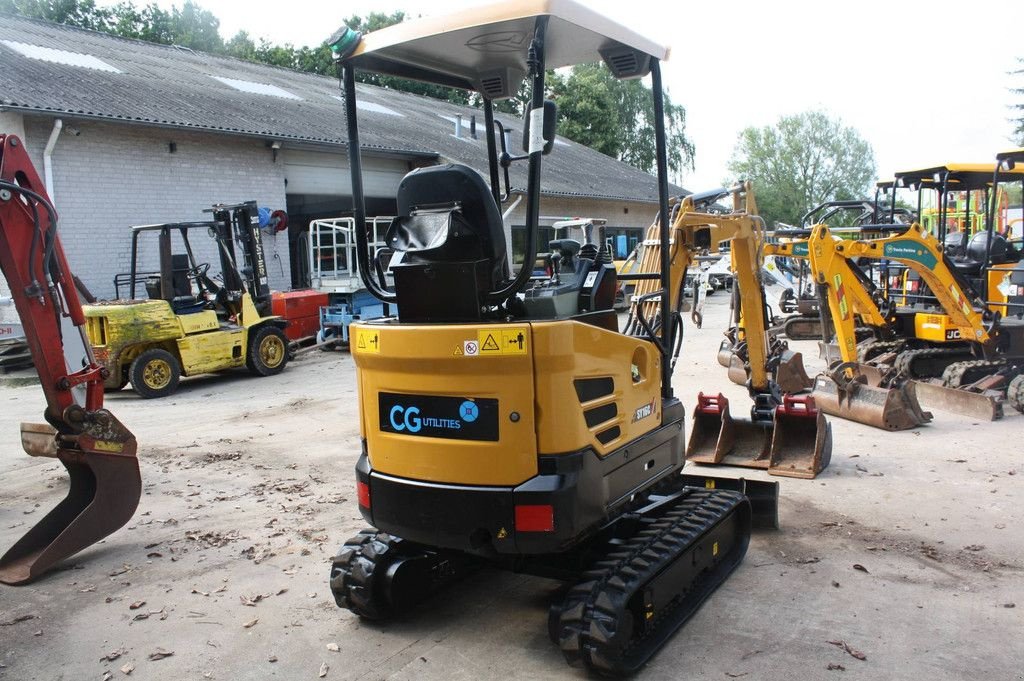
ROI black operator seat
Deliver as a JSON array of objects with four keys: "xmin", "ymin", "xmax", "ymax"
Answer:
[
  {"xmin": 387, "ymin": 164, "xmax": 508, "ymax": 288},
  {"xmin": 953, "ymin": 232, "xmax": 1021, "ymax": 276},
  {"xmin": 384, "ymin": 164, "xmax": 509, "ymax": 322}
]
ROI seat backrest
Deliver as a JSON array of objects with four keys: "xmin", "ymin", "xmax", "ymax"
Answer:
[
  {"xmin": 394, "ymin": 164, "xmax": 507, "ymax": 287},
  {"xmin": 171, "ymin": 254, "xmax": 192, "ymax": 298},
  {"xmin": 967, "ymin": 231, "xmax": 1017, "ymax": 265}
]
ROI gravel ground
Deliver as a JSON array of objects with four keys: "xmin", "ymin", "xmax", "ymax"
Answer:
[{"xmin": 0, "ymin": 295, "xmax": 1021, "ymax": 680}]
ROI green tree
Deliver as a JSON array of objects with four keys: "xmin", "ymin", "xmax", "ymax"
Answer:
[
  {"xmin": 728, "ymin": 111, "xmax": 876, "ymax": 227},
  {"xmin": 552, "ymin": 63, "xmax": 694, "ymax": 177},
  {"xmin": 0, "ymin": 0, "xmax": 110, "ymax": 29}
]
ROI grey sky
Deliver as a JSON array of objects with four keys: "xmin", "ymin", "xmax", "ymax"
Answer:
[{"xmin": 104, "ymin": 0, "xmax": 1024, "ymax": 192}]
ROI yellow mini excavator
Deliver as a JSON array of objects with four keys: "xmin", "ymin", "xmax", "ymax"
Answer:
[
  {"xmin": 809, "ymin": 158, "xmax": 1024, "ymax": 421},
  {"xmin": 324, "ymin": 3, "xmax": 805, "ymax": 674}
]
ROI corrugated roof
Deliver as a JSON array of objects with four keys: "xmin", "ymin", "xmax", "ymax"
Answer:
[{"xmin": 0, "ymin": 13, "xmax": 684, "ymax": 202}]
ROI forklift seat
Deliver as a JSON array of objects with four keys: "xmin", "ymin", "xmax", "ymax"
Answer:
[{"xmin": 388, "ymin": 164, "xmax": 508, "ymax": 289}]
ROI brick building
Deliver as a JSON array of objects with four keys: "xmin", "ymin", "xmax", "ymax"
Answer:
[{"xmin": 0, "ymin": 14, "xmax": 682, "ymax": 315}]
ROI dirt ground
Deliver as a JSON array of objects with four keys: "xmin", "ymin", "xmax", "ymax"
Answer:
[{"xmin": 1, "ymin": 296, "xmax": 1021, "ymax": 681}]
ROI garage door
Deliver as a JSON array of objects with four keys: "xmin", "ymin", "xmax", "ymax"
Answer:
[{"xmin": 284, "ymin": 149, "xmax": 409, "ymax": 197}]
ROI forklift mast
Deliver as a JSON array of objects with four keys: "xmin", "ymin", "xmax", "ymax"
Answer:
[{"xmin": 209, "ymin": 202, "xmax": 272, "ymax": 314}]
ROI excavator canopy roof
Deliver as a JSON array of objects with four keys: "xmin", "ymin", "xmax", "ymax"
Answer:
[
  {"xmin": 996, "ymin": 149, "xmax": 1024, "ymax": 168},
  {"xmin": 896, "ymin": 163, "xmax": 1024, "ymax": 191},
  {"xmin": 336, "ymin": 0, "xmax": 669, "ymax": 98}
]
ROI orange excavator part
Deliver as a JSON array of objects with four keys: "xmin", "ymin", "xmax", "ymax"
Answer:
[{"xmin": 0, "ymin": 134, "xmax": 140, "ymax": 584}]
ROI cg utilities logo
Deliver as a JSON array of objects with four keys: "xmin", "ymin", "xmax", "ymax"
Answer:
[
  {"xmin": 379, "ymin": 392, "xmax": 498, "ymax": 441},
  {"xmin": 387, "ymin": 400, "xmax": 479, "ymax": 433}
]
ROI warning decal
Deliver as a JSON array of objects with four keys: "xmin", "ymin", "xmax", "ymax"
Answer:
[
  {"xmin": 355, "ymin": 328, "xmax": 380, "ymax": 354},
  {"xmin": 476, "ymin": 328, "xmax": 527, "ymax": 355}
]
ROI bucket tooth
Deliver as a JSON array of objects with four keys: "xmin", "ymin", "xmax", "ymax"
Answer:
[
  {"xmin": 775, "ymin": 349, "xmax": 813, "ymax": 394},
  {"xmin": 768, "ymin": 395, "xmax": 832, "ymax": 479},
  {"xmin": 911, "ymin": 380, "xmax": 1003, "ymax": 421},
  {"xmin": 810, "ymin": 373, "xmax": 932, "ymax": 431}
]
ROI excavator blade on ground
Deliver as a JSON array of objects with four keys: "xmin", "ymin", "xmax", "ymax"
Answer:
[
  {"xmin": 0, "ymin": 418, "xmax": 141, "ymax": 585},
  {"xmin": 910, "ymin": 380, "xmax": 1003, "ymax": 421},
  {"xmin": 686, "ymin": 393, "xmax": 832, "ymax": 478},
  {"xmin": 809, "ymin": 366, "xmax": 932, "ymax": 431}
]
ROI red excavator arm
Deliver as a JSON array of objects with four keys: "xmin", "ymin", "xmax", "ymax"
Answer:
[{"xmin": 0, "ymin": 134, "xmax": 140, "ymax": 584}]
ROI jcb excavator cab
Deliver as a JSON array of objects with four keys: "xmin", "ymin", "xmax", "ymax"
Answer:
[{"xmin": 326, "ymin": 2, "xmax": 777, "ymax": 674}]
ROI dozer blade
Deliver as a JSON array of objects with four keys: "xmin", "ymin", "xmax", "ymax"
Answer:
[
  {"xmin": 775, "ymin": 349, "xmax": 813, "ymax": 394},
  {"xmin": 767, "ymin": 395, "xmax": 832, "ymax": 479},
  {"xmin": 686, "ymin": 393, "xmax": 771, "ymax": 469},
  {"xmin": 0, "ymin": 422, "xmax": 141, "ymax": 585},
  {"xmin": 910, "ymin": 380, "xmax": 1003, "ymax": 421},
  {"xmin": 810, "ymin": 372, "xmax": 932, "ymax": 431}
]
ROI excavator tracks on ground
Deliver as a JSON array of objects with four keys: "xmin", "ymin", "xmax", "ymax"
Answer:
[
  {"xmin": 1009, "ymin": 374, "xmax": 1024, "ymax": 413},
  {"xmin": 941, "ymin": 359, "xmax": 1010, "ymax": 388},
  {"xmin": 893, "ymin": 347, "xmax": 972, "ymax": 380},
  {"xmin": 550, "ymin": 488, "xmax": 750, "ymax": 676},
  {"xmin": 329, "ymin": 529, "xmax": 478, "ymax": 620},
  {"xmin": 857, "ymin": 339, "xmax": 906, "ymax": 364}
]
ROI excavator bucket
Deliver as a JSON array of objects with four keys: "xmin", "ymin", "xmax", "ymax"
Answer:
[
  {"xmin": 717, "ymin": 338, "xmax": 735, "ymax": 368},
  {"xmin": 0, "ymin": 421, "xmax": 141, "ymax": 585},
  {"xmin": 767, "ymin": 395, "xmax": 832, "ymax": 479},
  {"xmin": 810, "ymin": 371, "xmax": 932, "ymax": 431},
  {"xmin": 774, "ymin": 349, "xmax": 814, "ymax": 394},
  {"xmin": 687, "ymin": 393, "xmax": 770, "ymax": 469},
  {"xmin": 910, "ymin": 380, "xmax": 1003, "ymax": 421}
]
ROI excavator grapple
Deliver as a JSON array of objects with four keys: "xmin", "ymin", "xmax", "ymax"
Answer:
[{"xmin": 0, "ymin": 134, "xmax": 141, "ymax": 584}]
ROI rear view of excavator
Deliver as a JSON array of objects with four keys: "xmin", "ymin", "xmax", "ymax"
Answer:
[
  {"xmin": 324, "ymin": 3, "xmax": 780, "ymax": 674},
  {"xmin": 0, "ymin": 134, "xmax": 140, "ymax": 584}
]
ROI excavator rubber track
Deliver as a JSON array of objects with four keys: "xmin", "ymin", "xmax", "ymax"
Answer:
[
  {"xmin": 781, "ymin": 314, "xmax": 822, "ymax": 341},
  {"xmin": 329, "ymin": 529, "xmax": 478, "ymax": 620},
  {"xmin": 942, "ymin": 359, "xmax": 1010, "ymax": 387},
  {"xmin": 1009, "ymin": 374, "xmax": 1024, "ymax": 414},
  {"xmin": 857, "ymin": 339, "xmax": 906, "ymax": 364},
  {"xmin": 550, "ymin": 487, "xmax": 750, "ymax": 676},
  {"xmin": 893, "ymin": 347, "xmax": 972, "ymax": 380}
]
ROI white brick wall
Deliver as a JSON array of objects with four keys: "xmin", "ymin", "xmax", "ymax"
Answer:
[{"xmin": 19, "ymin": 116, "xmax": 290, "ymax": 300}]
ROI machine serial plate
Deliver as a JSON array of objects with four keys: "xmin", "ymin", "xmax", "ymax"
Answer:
[{"xmin": 379, "ymin": 392, "xmax": 499, "ymax": 441}]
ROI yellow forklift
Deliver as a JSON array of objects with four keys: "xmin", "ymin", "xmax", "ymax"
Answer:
[
  {"xmin": 83, "ymin": 202, "xmax": 288, "ymax": 398},
  {"xmin": 322, "ymin": 2, "xmax": 830, "ymax": 674}
]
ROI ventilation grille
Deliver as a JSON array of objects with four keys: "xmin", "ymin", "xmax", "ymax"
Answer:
[
  {"xmin": 584, "ymin": 403, "xmax": 617, "ymax": 428},
  {"xmin": 574, "ymin": 377, "xmax": 614, "ymax": 403},
  {"xmin": 479, "ymin": 75, "xmax": 506, "ymax": 99},
  {"xmin": 600, "ymin": 48, "xmax": 651, "ymax": 79},
  {"xmin": 596, "ymin": 426, "xmax": 621, "ymax": 445}
]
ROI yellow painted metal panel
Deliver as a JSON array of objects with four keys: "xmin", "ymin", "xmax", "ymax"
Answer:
[
  {"xmin": 179, "ymin": 310, "xmax": 219, "ymax": 334},
  {"xmin": 531, "ymin": 322, "xmax": 661, "ymax": 456},
  {"xmin": 352, "ymin": 321, "xmax": 537, "ymax": 486},
  {"xmin": 176, "ymin": 328, "xmax": 246, "ymax": 375}
]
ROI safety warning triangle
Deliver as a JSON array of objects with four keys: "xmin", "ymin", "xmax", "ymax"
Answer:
[{"xmin": 481, "ymin": 333, "xmax": 500, "ymax": 351}]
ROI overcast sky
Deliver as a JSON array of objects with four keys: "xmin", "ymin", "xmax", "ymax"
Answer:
[{"xmin": 103, "ymin": 0, "xmax": 1023, "ymax": 191}]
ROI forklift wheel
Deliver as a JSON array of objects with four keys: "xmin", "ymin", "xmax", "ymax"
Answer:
[
  {"xmin": 130, "ymin": 348, "xmax": 181, "ymax": 399},
  {"xmin": 247, "ymin": 326, "xmax": 289, "ymax": 376}
]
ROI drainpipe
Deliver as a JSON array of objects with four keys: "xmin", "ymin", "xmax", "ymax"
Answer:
[{"xmin": 43, "ymin": 118, "xmax": 63, "ymax": 204}]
